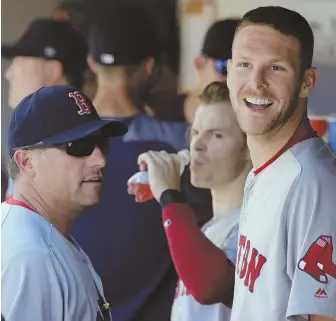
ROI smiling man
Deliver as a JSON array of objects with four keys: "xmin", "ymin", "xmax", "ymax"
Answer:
[
  {"xmin": 226, "ymin": 6, "xmax": 336, "ymax": 321},
  {"xmin": 1, "ymin": 85, "xmax": 128, "ymax": 321}
]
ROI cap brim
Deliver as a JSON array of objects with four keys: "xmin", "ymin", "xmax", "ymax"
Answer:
[
  {"xmin": 1, "ymin": 45, "xmax": 18, "ymax": 58},
  {"xmin": 41, "ymin": 119, "xmax": 128, "ymax": 144}
]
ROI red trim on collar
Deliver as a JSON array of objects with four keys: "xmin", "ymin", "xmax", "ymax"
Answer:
[
  {"xmin": 254, "ymin": 125, "xmax": 318, "ymax": 176},
  {"xmin": 6, "ymin": 198, "xmax": 36, "ymax": 212}
]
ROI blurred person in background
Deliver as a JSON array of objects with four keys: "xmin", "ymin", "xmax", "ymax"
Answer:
[
  {"xmin": 183, "ymin": 19, "xmax": 240, "ymax": 123},
  {"xmin": 55, "ymin": 0, "xmax": 182, "ymax": 121},
  {"xmin": 130, "ymin": 82, "xmax": 252, "ymax": 321},
  {"xmin": 71, "ymin": 7, "xmax": 210, "ymax": 321},
  {"xmin": 2, "ymin": 18, "xmax": 87, "ymax": 109},
  {"xmin": 54, "ymin": 2, "xmax": 237, "ymax": 124},
  {"xmin": 2, "ymin": 18, "xmax": 88, "ymax": 199},
  {"xmin": 137, "ymin": 18, "xmax": 240, "ymax": 123}
]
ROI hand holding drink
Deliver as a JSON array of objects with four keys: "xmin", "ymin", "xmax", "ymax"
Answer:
[{"xmin": 127, "ymin": 150, "xmax": 190, "ymax": 203}]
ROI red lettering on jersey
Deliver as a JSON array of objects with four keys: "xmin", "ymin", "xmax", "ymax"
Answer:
[
  {"xmin": 239, "ymin": 239, "xmax": 250, "ymax": 279},
  {"xmin": 298, "ymin": 235, "xmax": 336, "ymax": 284},
  {"xmin": 69, "ymin": 91, "xmax": 91, "ymax": 115},
  {"xmin": 244, "ymin": 248, "xmax": 267, "ymax": 292},
  {"xmin": 237, "ymin": 235, "xmax": 267, "ymax": 293},
  {"xmin": 237, "ymin": 235, "xmax": 246, "ymax": 269}
]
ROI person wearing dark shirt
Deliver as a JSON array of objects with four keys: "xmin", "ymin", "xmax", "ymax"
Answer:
[{"xmin": 71, "ymin": 8, "xmax": 188, "ymax": 321}]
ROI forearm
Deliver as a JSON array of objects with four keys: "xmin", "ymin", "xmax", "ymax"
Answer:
[{"xmin": 161, "ymin": 190, "xmax": 235, "ymax": 305}]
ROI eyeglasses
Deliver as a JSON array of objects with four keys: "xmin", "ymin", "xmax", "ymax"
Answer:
[
  {"xmin": 13, "ymin": 135, "xmax": 110, "ymax": 157},
  {"xmin": 214, "ymin": 59, "xmax": 228, "ymax": 74}
]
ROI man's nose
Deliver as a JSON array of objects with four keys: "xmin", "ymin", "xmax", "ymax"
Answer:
[
  {"xmin": 89, "ymin": 146, "xmax": 106, "ymax": 168},
  {"xmin": 249, "ymin": 68, "xmax": 269, "ymax": 91},
  {"xmin": 192, "ymin": 133, "xmax": 207, "ymax": 152}
]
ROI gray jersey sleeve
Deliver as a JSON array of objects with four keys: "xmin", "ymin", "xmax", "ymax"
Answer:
[
  {"xmin": 2, "ymin": 250, "xmax": 64, "ymax": 321},
  {"xmin": 286, "ymin": 172, "xmax": 336, "ymax": 319},
  {"xmin": 222, "ymin": 227, "xmax": 239, "ymax": 265}
]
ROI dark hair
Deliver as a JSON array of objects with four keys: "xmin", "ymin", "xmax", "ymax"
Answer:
[
  {"xmin": 65, "ymin": 70, "xmax": 85, "ymax": 90},
  {"xmin": 237, "ymin": 6, "xmax": 314, "ymax": 73}
]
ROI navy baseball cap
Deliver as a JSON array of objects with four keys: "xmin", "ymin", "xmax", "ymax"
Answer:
[
  {"xmin": 2, "ymin": 19, "xmax": 87, "ymax": 75},
  {"xmin": 8, "ymin": 85, "xmax": 128, "ymax": 158},
  {"xmin": 88, "ymin": 7, "xmax": 160, "ymax": 66},
  {"xmin": 202, "ymin": 19, "xmax": 240, "ymax": 61}
]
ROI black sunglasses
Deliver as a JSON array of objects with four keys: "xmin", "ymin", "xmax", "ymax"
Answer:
[{"xmin": 14, "ymin": 135, "xmax": 110, "ymax": 157}]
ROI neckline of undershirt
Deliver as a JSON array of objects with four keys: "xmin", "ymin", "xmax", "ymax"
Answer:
[
  {"xmin": 6, "ymin": 197, "xmax": 35, "ymax": 212},
  {"xmin": 5, "ymin": 197, "xmax": 82, "ymax": 253}
]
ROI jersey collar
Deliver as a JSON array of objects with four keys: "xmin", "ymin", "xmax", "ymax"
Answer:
[
  {"xmin": 6, "ymin": 197, "xmax": 36, "ymax": 212},
  {"xmin": 254, "ymin": 120, "xmax": 318, "ymax": 176}
]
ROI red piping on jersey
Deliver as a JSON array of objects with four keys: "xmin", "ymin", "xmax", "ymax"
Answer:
[
  {"xmin": 254, "ymin": 123, "xmax": 318, "ymax": 175},
  {"xmin": 163, "ymin": 203, "xmax": 235, "ymax": 305},
  {"xmin": 6, "ymin": 197, "xmax": 36, "ymax": 212}
]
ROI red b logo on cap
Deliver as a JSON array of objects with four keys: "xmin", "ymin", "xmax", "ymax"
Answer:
[{"xmin": 69, "ymin": 91, "xmax": 91, "ymax": 115}]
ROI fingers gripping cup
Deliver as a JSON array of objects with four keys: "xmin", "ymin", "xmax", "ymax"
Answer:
[{"xmin": 128, "ymin": 150, "xmax": 190, "ymax": 202}]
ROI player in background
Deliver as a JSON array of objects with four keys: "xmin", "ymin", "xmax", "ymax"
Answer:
[
  {"xmin": 110, "ymin": 17, "xmax": 239, "ymax": 124},
  {"xmin": 129, "ymin": 81, "xmax": 252, "ymax": 321},
  {"xmin": 2, "ymin": 19, "xmax": 87, "ymax": 109},
  {"xmin": 175, "ymin": 19, "xmax": 241, "ymax": 226},
  {"xmin": 70, "ymin": 7, "xmax": 209, "ymax": 321},
  {"xmin": 167, "ymin": 19, "xmax": 240, "ymax": 227},
  {"xmin": 2, "ymin": 18, "xmax": 88, "ymax": 199},
  {"xmin": 183, "ymin": 19, "xmax": 240, "ymax": 123},
  {"xmin": 226, "ymin": 6, "xmax": 336, "ymax": 321},
  {"xmin": 2, "ymin": 85, "xmax": 128, "ymax": 321}
]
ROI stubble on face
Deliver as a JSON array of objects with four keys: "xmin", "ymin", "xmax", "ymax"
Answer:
[{"xmin": 228, "ymin": 23, "xmax": 304, "ymax": 137}]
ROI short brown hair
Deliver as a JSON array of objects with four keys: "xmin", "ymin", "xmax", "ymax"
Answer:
[
  {"xmin": 186, "ymin": 82, "xmax": 231, "ymax": 142},
  {"xmin": 199, "ymin": 81, "xmax": 230, "ymax": 105}
]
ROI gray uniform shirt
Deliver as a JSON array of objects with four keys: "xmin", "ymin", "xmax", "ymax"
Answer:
[
  {"xmin": 1, "ymin": 202, "xmax": 110, "ymax": 321},
  {"xmin": 231, "ymin": 138, "xmax": 336, "ymax": 321}
]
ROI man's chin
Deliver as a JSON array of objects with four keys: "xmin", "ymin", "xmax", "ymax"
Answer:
[
  {"xmin": 237, "ymin": 120, "xmax": 270, "ymax": 136},
  {"xmin": 191, "ymin": 177, "xmax": 211, "ymax": 190},
  {"xmin": 80, "ymin": 195, "xmax": 101, "ymax": 207}
]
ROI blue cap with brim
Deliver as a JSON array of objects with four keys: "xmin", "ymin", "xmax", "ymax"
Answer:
[{"xmin": 8, "ymin": 85, "xmax": 128, "ymax": 158}]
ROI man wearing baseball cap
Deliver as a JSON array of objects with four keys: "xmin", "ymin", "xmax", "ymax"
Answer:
[
  {"xmin": 71, "ymin": 7, "xmax": 190, "ymax": 321},
  {"xmin": 184, "ymin": 19, "xmax": 239, "ymax": 123},
  {"xmin": 2, "ymin": 18, "xmax": 87, "ymax": 109},
  {"xmin": 1, "ymin": 85, "xmax": 127, "ymax": 321}
]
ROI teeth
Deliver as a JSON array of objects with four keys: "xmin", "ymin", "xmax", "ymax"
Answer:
[{"xmin": 246, "ymin": 97, "xmax": 273, "ymax": 105}]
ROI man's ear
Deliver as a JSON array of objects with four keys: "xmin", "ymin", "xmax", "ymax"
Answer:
[
  {"xmin": 87, "ymin": 55, "xmax": 97, "ymax": 74},
  {"xmin": 13, "ymin": 150, "xmax": 36, "ymax": 179},
  {"xmin": 299, "ymin": 67, "xmax": 318, "ymax": 98},
  {"xmin": 194, "ymin": 55, "xmax": 206, "ymax": 71}
]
